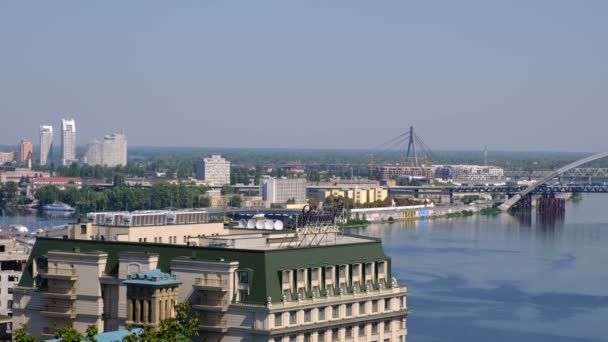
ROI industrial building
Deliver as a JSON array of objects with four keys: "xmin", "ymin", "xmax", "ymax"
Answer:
[{"xmin": 13, "ymin": 209, "xmax": 408, "ymax": 341}]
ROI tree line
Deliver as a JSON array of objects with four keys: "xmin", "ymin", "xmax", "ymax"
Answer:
[{"xmin": 35, "ymin": 183, "xmax": 211, "ymax": 213}]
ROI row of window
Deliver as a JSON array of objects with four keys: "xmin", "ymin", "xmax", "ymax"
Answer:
[
  {"xmin": 137, "ymin": 236, "xmax": 186, "ymax": 243},
  {"xmin": 274, "ymin": 297, "xmax": 405, "ymax": 327},
  {"xmin": 273, "ymin": 320, "xmax": 405, "ymax": 341}
]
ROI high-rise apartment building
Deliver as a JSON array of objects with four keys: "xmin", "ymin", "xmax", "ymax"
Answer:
[
  {"xmin": 39, "ymin": 125, "xmax": 53, "ymax": 166},
  {"xmin": 13, "ymin": 210, "xmax": 408, "ymax": 341},
  {"xmin": 84, "ymin": 139, "xmax": 103, "ymax": 166},
  {"xmin": 84, "ymin": 133, "xmax": 128, "ymax": 167},
  {"xmin": 18, "ymin": 140, "xmax": 33, "ymax": 162},
  {"xmin": 260, "ymin": 177, "xmax": 307, "ymax": 204},
  {"xmin": 196, "ymin": 155, "xmax": 230, "ymax": 185},
  {"xmin": 61, "ymin": 118, "xmax": 77, "ymax": 166}
]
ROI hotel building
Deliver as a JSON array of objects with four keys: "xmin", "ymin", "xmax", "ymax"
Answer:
[{"xmin": 13, "ymin": 210, "xmax": 408, "ymax": 341}]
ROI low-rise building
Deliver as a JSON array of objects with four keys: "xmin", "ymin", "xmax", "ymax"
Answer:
[
  {"xmin": 0, "ymin": 168, "xmax": 49, "ymax": 184},
  {"xmin": 14, "ymin": 211, "xmax": 408, "ymax": 342},
  {"xmin": 433, "ymin": 165, "xmax": 504, "ymax": 183},
  {"xmin": 0, "ymin": 152, "xmax": 15, "ymax": 164},
  {"xmin": 32, "ymin": 177, "xmax": 82, "ymax": 190},
  {"xmin": 374, "ymin": 166, "xmax": 433, "ymax": 180},
  {"xmin": 321, "ymin": 188, "xmax": 389, "ymax": 206}
]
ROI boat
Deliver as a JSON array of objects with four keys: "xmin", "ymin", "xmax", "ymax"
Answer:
[{"xmin": 42, "ymin": 202, "xmax": 76, "ymax": 212}]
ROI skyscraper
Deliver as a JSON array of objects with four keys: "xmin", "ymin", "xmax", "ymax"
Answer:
[
  {"xmin": 102, "ymin": 133, "xmax": 128, "ymax": 167},
  {"xmin": 18, "ymin": 139, "xmax": 33, "ymax": 162},
  {"xmin": 61, "ymin": 118, "xmax": 76, "ymax": 165},
  {"xmin": 84, "ymin": 133, "xmax": 128, "ymax": 167},
  {"xmin": 39, "ymin": 125, "xmax": 53, "ymax": 166}
]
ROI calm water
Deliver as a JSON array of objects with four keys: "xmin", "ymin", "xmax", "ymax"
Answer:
[
  {"xmin": 352, "ymin": 194, "xmax": 608, "ymax": 342},
  {"xmin": 0, "ymin": 210, "xmax": 74, "ymax": 231}
]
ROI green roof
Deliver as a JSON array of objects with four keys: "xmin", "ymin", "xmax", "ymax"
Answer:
[{"xmin": 20, "ymin": 236, "xmax": 389, "ymax": 305}]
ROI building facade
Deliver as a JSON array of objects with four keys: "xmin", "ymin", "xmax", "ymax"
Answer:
[
  {"xmin": 433, "ymin": 165, "xmax": 504, "ymax": 183},
  {"xmin": 84, "ymin": 133, "xmax": 128, "ymax": 167},
  {"xmin": 374, "ymin": 166, "xmax": 433, "ymax": 180},
  {"xmin": 40, "ymin": 125, "xmax": 54, "ymax": 166},
  {"xmin": 18, "ymin": 140, "xmax": 33, "ymax": 162},
  {"xmin": 321, "ymin": 188, "xmax": 388, "ymax": 206},
  {"xmin": 196, "ymin": 155, "xmax": 230, "ymax": 185},
  {"xmin": 61, "ymin": 118, "xmax": 77, "ymax": 166},
  {"xmin": 260, "ymin": 177, "xmax": 307, "ymax": 204},
  {"xmin": 13, "ymin": 223, "xmax": 407, "ymax": 341},
  {"xmin": 0, "ymin": 152, "xmax": 14, "ymax": 164}
]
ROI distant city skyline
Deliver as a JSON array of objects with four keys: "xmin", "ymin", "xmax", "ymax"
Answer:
[{"xmin": 1, "ymin": 1, "xmax": 607, "ymax": 152}]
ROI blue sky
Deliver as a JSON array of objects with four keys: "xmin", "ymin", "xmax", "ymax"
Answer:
[{"xmin": 1, "ymin": 1, "xmax": 606, "ymax": 151}]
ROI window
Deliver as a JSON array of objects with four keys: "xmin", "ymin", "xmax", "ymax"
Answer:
[
  {"xmin": 238, "ymin": 290, "xmax": 248, "ymax": 302},
  {"xmin": 332, "ymin": 328, "xmax": 339, "ymax": 341},
  {"xmin": 80, "ymin": 225, "xmax": 86, "ymax": 234},
  {"xmin": 304, "ymin": 333, "xmax": 311, "ymax": 342},
  {"xmin": 318, "ymin": 330, "xmax": 325, "ymax": 341},
  {"xmin": 304, "ymin": 309, "xmax": 311, "ymax": 322},
  {"xmin": 332, "ymin": 305, "xmax": 339, "ymax": 319},
  {"xmin": 372, "ymin": 300, "xmax": 378, "ymax": 313},
  {"xmin": 274, "ymin": 313, "xmax": 282, "ymax": 327},
  {"xmin": 384, "ymin": 320, "xmax": 391, "ymax": 332},
  {"xmin": 289, "ymin": 311, "xmax": 297, "ymax": 325},
  {"xmin": 359, "ymin": 302, "xmax": 366, "ymax": 314},
  {"xmin": 154, "ymin": 237, "xmax": 157, "ymax": 243},
  {"xmin": 345, "ymin": 326, "xmax": 353, "ymax": 338},
  {"xmin": 159, "ymin": 237, "xmax": 162, "ymax": 243},
  {"xmin": 384, "ymin": 339, "xmax": 390, "ymax": 342},
  {"xmin": 318, "ymin": 307, "xmax": 325, "ymax": 320},
  {"xmin": 346, "ymin": 303, "xmax": 352, "ymax": 316},
  {"xmin": 274, "ymin": 337, "xmax": 282, "ymax": 342},
  {"xmin": 289, "ymin": 335, "xmax": 296, "ymax": 342},
  {"xmin": 359, "ymin": 324, "xmax": 366, "ymax": 336},
  {"xmin": 238, "ymin": 271, "xmax": 250, "ymax": 284},
  {"xmin": 372, "ymin": 322, "xmax": 379, "ymax": 334},
  {"xmin": 385, "ymin": 298, "xmax": 391, "ymax": 311}
]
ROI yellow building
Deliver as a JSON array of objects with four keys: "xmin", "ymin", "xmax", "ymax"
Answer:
[{"xmin": 323, "ymin": 187, "xmax": 388, "ymax": 206}]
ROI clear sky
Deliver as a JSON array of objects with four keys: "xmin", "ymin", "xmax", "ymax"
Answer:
[{"xmin": 1, "ymin": 1, "xmax": 606, "ymax": 152}]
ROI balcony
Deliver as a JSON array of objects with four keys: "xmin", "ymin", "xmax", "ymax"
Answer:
[
  {"xmin": 40, "ymin": 267, "xmax": 78, "ymax": 281},
  {"xmin": 199, "ymin": 318, "xmax": 228, "ymax": 332},
  {"xmin": 40, "ymin": 305, "xmax": 77, "ymax": 319},
  {"xmin": 40, "ymin": 287, "xmax": 77, "ymax": 300},
  {"xmin": 192, "ymin": 299, "xmax": 229, "ymax": 312},
  {"xmin": 193, "ymin": 277, "xmax": 228, "ymax": 292}
]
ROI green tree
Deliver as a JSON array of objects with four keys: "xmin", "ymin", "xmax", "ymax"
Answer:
[
  {"xmin": 124, "ymin": 302, "xmax": 199, "ymax": 342},
  {"xmin": 230, "ymin": 195, "xmax": 242, "ymax": 208},
  {"xmin": 13, "ymin": 324, "xmax": 38, "ymax": 342}
]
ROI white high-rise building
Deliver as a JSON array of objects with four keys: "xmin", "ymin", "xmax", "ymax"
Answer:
[
  {"xmin": 84, "ymin": 139, "xmax": 103, "ymax": 166},
  {"xmin": 39, "ymin": 125, "xmax": 53, "ymax": 166},
  {"xmin": 196, "ymin": 155, "xmax": 230, "ymax": 185},
  {"xmin": 61, "ymin": 118, "xmax": 77, "ymax": 165},
  {"xmin": 84, "ymin": 133, "xmax": 127, "ymax": 167},
  {"xmin": 260, "ymin": 177, "xmax": 307, "ymax": 204}
]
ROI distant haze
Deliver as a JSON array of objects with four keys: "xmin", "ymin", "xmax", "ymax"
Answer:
[{"xmin": 1, "ymin": 1, "xmax": 607, "ymax": 152}]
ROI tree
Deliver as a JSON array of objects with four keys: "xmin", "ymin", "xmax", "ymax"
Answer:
[
  {"xmin": 13, "ymin": 324, "xmax": 38, "ymax": 342},
  {"xmin": 124, "ymin": 302, "xmax": 199, "ymax": 342},
  {"xmin": 230, "ymin": 195, "xmax": 242, "ymax": 208}
]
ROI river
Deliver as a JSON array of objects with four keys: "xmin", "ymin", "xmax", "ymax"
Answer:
[
  {"xmin": 351, "ymin": 194, "xmax": 608, "ymax": 342},
  {"xmin": 3, "ymin": 197, "xmax": 607, "ymax": 341}
]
